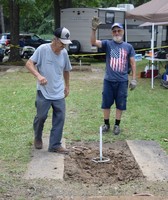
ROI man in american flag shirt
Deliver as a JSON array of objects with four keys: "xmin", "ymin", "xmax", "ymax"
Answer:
[{"xmin": 91, "ymin": 18, "xmax": 137, "ymax": 135}]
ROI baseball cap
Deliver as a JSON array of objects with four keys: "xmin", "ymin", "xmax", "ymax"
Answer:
[
  {"xmin": 111, "ymin": 23, "xmax": 124, "ymax": 30},
  {"xmin": 54, "ymin": 27, "xmax": 72, "ymax": 44}
]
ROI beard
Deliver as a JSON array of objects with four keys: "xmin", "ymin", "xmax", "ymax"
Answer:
[{"xmin": 112, "ymin": 35, "xmax": 123, "ymax": 43}]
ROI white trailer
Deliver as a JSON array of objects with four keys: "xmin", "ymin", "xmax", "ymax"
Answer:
[{"xmin": 60, "ymin": 5, "xmax": 167, "ymax": 54}]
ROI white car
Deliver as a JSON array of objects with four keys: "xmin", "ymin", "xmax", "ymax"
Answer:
[
  {"xmin": 20, "ymin": 46, "xmax": 35, "ymax": 59},
  {"xmin": 0, "ymin": 33, "xmax": 10, "ymax": 46},
  {"xmin": 4, "ymin": 45, "xmax": 35, "ymax": 59}
]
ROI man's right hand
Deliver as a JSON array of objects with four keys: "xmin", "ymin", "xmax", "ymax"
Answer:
[
  {"xmin": 92, "ymin": 16, "xmax": 101, "ymax": 31},
  {"xmin": 38, "ymin": 75, "xmax": 48, "ymax": 85}
]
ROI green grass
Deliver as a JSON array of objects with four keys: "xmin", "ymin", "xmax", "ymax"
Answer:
[
  {"xmin": 0, "ymin": 59, "xmax": 168, "ymax": 180},
  {"xmin": 63, "ymin": 60, "xmax": 168, "ymax": 152},
  {"xmin": 0, "ymin": 72, "xmax": 35, "ymax": 163}
]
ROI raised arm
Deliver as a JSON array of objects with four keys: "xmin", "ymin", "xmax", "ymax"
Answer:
[{"xmin": 90, "ymin": 17, "xmax": 102, "ymax": 48}]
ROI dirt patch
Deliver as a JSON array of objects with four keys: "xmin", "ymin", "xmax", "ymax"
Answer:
[{"xmin": 64, "ymin": 141, "xmax": 144, "ymax": 185}]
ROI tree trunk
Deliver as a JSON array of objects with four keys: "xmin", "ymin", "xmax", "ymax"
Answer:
[
  {"xmin": 53, "ymin": 0, "xmax": 60, "ymax": 29},
  {"xmin": 62, "ymin": 0, "xmax": 72, "ymax": 8},
  {"xmin": 0, "ymin": 5, "xmax": 5, "ymax": 33},
  {"xmin": 53, "ymin": 0, "xmax": 72, "ymax": 30},
  {"xmin": 8, "ymin": 0, "xmax": 21, "ymax": 62}
]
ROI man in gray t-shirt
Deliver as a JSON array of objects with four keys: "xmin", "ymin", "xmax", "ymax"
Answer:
[{"xmin": 25, "ymin": 27, "xmax": 72, "ymax": 154}]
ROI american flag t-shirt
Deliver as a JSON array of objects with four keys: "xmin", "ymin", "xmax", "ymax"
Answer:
[{"xmin": 110, "ymin": 46, "xmax": 127, "ymax": 72}]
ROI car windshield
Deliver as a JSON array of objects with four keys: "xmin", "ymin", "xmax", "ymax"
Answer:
[
  {"xmin": 20, "ymin": 34, "xmax": 41, "ymax": 41},
  {"xmin": 31, "ymin": 35, "xmax": 41, "ymax": 41}
]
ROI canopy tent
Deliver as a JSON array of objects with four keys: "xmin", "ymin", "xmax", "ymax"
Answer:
[
  {"xmin": 140, "ymin": 22, "xmax": 168, "ymax": 27},
  {"xmin": 126, "ymin": 0, "xmax": 168, "ymax": 88},
  {"xmin": 126, "ymin": 0, "xmax": 168, "ymax": 23}
]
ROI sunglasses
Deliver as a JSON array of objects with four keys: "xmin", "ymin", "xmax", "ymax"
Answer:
[{"xmin": 112, "ymin": 29, "xmax": 122, "ymax": 34}]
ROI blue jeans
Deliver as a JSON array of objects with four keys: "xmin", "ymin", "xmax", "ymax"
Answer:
[{"xmin": 33, "ymin": 90, "xmax": 65, "ymax": 150}]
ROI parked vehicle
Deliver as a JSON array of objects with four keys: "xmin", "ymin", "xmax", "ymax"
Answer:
[
  {"xmin": 20, "ymin": 33, "xmax": 51, "ymax": 48},
  {"xmin": 60, "ymin": 5, "xmax": 167, "ymax": 54},
  {"xmin": 0, "ymin": 33, "xmax": 51, "ymax": 48},
  {"xmin": 0, "ymin": 33, "xmax": 10, "ymax": 46},
  {"xmin": 20, "ymin": 46, "xmax": 35, "ymax": 59},
  {"xmin": 4, "ymin": 45, "xmax": 35, "ymax": 59}
]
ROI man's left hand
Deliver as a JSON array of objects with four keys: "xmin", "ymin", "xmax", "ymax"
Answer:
[
  {"xmin": 64, "ymin": 87, "xmax": 69, "ymax": 97},
  {"xmin": 129, "ymin": 79, "xmax": 137, "ymax": 90}
]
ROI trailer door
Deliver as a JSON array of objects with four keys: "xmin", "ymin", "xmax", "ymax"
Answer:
[{"xmin": 98, "ymin": 9, "xmax": 125, "ymax": 40}]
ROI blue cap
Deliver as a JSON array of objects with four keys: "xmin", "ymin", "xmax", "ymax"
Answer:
[{"xmin": 111, "ymin": 23, "xmax": 123, "ymax": 30}]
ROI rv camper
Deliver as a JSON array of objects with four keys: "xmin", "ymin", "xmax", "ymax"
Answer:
[{"xmin": 60, "ymin": 5, "xmax": 167, "ymax": 54}]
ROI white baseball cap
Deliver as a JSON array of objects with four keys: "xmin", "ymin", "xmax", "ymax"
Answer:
[{"xmin": 54, "ymin": 27, "xmax": 72, "ymax": 44}]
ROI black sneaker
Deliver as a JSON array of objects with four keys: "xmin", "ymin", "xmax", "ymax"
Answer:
[
  {"xmin": 113, "ymin": 125, "xmax": 120, "ymax": 135},
  {"xmin": 102, "ymin": 124, "xmax": 110, "ymax": 133}
]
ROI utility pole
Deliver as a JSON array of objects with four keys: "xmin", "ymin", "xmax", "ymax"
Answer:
[{"xmin": 0, "ymin": 4, "xmax": 5, "ymax": 33}]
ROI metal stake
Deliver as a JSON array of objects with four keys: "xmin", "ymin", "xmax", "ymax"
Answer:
[{"xmin": 92, "ymin": 126, "xmax": 110, "ymax": 163}]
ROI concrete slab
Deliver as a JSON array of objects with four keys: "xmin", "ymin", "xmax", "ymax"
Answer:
[
  {"xmin": 82, "ymin": 196, "xmax": 167, "ymax": 200},
  {"xmin": 58, "ymin": 196, "xmax": 167, "ymax": 200},
  {"xmin": 127, "ymin": 140, "xmax": 168, "ymax": 181},
  {"xmin": 24, "ymin": 136, "xmax": 65, "ymax": 180}
]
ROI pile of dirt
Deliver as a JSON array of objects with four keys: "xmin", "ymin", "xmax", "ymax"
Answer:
[{"xmin": 64, "ymin": 141, "xmax": 145, "ymax": 185}]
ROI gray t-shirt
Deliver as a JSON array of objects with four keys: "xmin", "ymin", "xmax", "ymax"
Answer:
[{"xmin": 30, "ymin": 43, "xmax": 72, "ymax": 100}]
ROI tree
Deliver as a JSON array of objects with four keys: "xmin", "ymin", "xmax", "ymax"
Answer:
[
  {"xmin": 1, "ymin": 0, "xmax": 35, "ymax": 63},
  {"xmin": 53, "ymin": 0, "xmax": 60, "ymax": 29},
  {"xmin": 0, "ymin": 4, "xmax": 5, "ymax": 33},
  {"xmin": 8, "ymin": 0, "xmax": 21, "ymax": 62},
  {"xmin": 19, "ymin": 0, "xmax": 53, "ymax": 34},
  {"xmin": 53, "ymin": 0, "xmax": 72, "ymax": 29}
]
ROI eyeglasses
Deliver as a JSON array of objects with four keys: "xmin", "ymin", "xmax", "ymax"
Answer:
[{"xmin": 112, "ymin": 29, "xmax": 122, "ymax": 34}]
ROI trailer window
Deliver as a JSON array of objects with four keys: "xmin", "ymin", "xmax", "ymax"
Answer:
[{"xmin": 105, "ymin": 12, "xmax": 114, "ymax": 24}]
